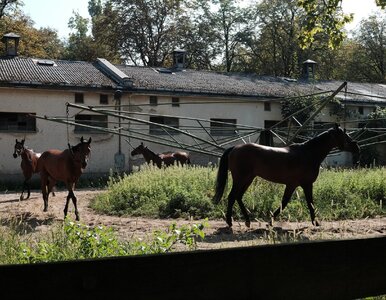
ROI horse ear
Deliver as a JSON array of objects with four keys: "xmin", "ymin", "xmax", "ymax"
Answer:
[
  {"xmin": 334, "ymin": 123, "xmax": 340, "ymax": 130},
  {"xmin": 15, "ymin": 139, "xmax": 18, "ymax": 143},
  {"xmin": 21, "ymin": 139, "xmax": 25, "ymax": 145},
  {"xmin": 80, "ymin": 136, "xmax": 84, "ymax": 143},
  {"xmin": 88, "ymin": 137, "xmax": 92, "ymax": 144},
  {"xmin": 141, "ymin": 142, "xmax": 144, "ymax": 146}
]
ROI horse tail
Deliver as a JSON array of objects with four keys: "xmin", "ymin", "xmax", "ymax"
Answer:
[{"xmin": 213, "ymin": 146, "xmax": 234, "ymax": 204}]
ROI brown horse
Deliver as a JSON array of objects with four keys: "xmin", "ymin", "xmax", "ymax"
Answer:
[
  {"xmin": 131, "ymin": 142, "xmax": 191, "ymax": 168},
  {"xmin": 37, "ymin": 136, "xmax": 91, "ymax": 221},
  {"xmin": 13, "ymin": 139, "xmax": 55, "ymax": 200},
  {"xmin": 213, "ymin": 124, "xmax": 360, "ymax": 228}
]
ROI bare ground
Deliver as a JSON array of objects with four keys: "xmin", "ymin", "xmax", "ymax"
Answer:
[{"xmin": 1, "ymin": 189, "xmax": 386, "ymax": 250}]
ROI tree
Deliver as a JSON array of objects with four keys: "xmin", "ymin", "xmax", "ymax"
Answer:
[
  {"xmin": 345, "ymin": 14, "xmax": 386, "ymax": 83},
  {"xmin": 110, "ymin": 0, "xmax": 188, "ymax": 67},
  {"xmin": 246, "ymin": 0, "xmax": 301, "ymax": 77},
  {"xmin": 88, "ymin": 0, "xmax": 121, "ymax": 63},
  {"xmin": 298, "ymin": 0, "xmax": 386, "ymax": 50},
  {"xmin": 0, "ymin": 0, "xmax": 18, "ymax": 19},
  {"xmin": 63, "ymin": 12, "xmax": 97, "ymax": 61},
  {"xmin": 0, "ymin": 10, "xmax": 64, "ymax": 59}
]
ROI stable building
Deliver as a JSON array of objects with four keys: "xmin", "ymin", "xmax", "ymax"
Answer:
[{"xmin": 1, "ymin": 33, "xmax": 385, "ymax": 181}]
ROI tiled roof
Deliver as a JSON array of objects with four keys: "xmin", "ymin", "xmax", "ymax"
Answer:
[
  {"xmin": 0, "ymin": 57, "xmax": 118, "ymax": 88},
  {"xmin": 0, "ymin": 55, "xmax": 385, "ymax": 105},
  {"xmin": 116, "ymin": 65, "xmax": 316, "ymax": 98},
  {"xmin": 116, "ymin": 65, "xmax": 386, "ymax": 104}
]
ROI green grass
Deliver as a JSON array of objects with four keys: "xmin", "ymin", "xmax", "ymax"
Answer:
[
  {"xmin": 91, "ymin": 165, "xmax": 386, "ymax": 223},
  {"xmin": 0, "ymin": 218, "xmax": 206, "ymax": 265}
]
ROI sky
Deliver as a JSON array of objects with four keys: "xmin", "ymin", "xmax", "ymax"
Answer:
[
  {"xmin": 22, "ymin": 0, "xmax": 383, "ymax": 39},
  {"xmin": 22, "ymin": 0, "xmax": 90, "ymax": 39}
]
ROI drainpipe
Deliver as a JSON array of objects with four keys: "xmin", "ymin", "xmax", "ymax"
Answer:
[{"xmin": 114, "ymin": 89, "xmax": 124, "ymax": 173}]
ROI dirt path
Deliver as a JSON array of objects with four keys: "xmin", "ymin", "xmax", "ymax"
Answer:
[{"xmin": 1, "ymin": 189, "xmax": 386, "ymax": 250}]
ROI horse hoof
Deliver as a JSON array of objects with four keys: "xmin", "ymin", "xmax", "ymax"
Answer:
[
  {"xmin": 245, "ymin": 220, "xmax": 251, "ymax": 228},
  {"xmin": 312, "ymin": 220, "xmax": 321, "ymax": 226},
  {"xmin": 19, "ymin": 195, "xmax": 24, "ymax": 201}
]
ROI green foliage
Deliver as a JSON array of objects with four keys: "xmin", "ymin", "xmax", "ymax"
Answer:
[
  {"xmin": 0, "ymin": 218, "xmax": 206, "ymax": 264},
  {"xmin": 92, "ymin": 166, "xmax": 386, "ymax": 223},
  {"xmin": 92, "ymin": 164, "xmax": 216, "ymax": 219},
  {"xmin": 280, "ymin": 95, "xmax": 316, "ymax": 124},
  {"xmin": 298, "ymin": 0, "xmax": 353, "ymax": 49}
]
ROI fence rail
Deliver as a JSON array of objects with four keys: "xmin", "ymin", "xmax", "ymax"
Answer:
[{"xmin": 1, "ymin": 236, "xmax": 386, "ymax": 299}]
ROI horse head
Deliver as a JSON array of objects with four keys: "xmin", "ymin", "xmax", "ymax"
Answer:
[
  {"xmin": 131, "ymin": 142, "xmax": 145, "ymax": 156},
  {"xmin": 71, "ymin": 136, "xmax": 92, "ymax": 169},
  {"xmin": 13, "ymin": 139, "xmax": 25, "ymax": 158},
  {"xmin": 330, "ymin": 124, "xmax": 360, "ymax": 156}
]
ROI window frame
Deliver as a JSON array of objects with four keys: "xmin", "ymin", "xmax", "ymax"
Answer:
[
  {"xmin": 100, "ymin": 94, "xmax": 108, "ymax": 105},
  {"xmin": 149, "ymin": 116, "xmax": 179, "ymax": 135},
  {"xmin": 149, "ymin": 96, "xmax": 158, "ymax": 106},
  {"xmin": 74, "ymin": 114, "xmax": 108, "ymax": 133},
  {"xmin": 210, "ymin": 118, "xmax": 237, "ymax": 136},
  {"xmin": 172, "ymin": 97, "xmax": 180, "ymax": 107},
  {"xmin": 0, "ymin": 112, "xmax": 36, "ymax": 132},
  {"xmin": 75, "ymin": 93, "xmax": 84, "ymax": 104}
]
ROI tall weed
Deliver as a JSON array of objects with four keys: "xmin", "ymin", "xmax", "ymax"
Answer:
[{"xmin": 92, "ymin": 165, "xmax": 386, "ymax": 222}]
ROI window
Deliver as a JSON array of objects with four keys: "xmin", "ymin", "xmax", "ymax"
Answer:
[
  {"xmin": 75, "ymin": 93, "xmax": 84, "ymax": 103},
  {"xmin": 149, "ymin": 96, "xmax": 158, "ymax": 106},
  {"xmin": 75, "ymin": 114, "xmax": 108, "ymax": 133},
  {"xmin": 100, "ymin": 94, "xmax": 108, "ymax": 105},
  {"xmin": 358, "ymin": 106, "xmax": 364, "ymax": 115},
  {"xmin": 149, "ymin": 116, "xmax": 179, "ymax": 135},
  {"xmin": 0, "ymin": 112, "xmax": 36, "ymax": 132},
  {"xmin": 172, "ymin": 97, "xmax": 180, "ymax": 107},
  {"xmin": 264, "ymin": 102, "xmax": 271, "ymax": 111},
  {"xmin": 210, "ymin": 118, "xmax": 237, "ymax": 136}
]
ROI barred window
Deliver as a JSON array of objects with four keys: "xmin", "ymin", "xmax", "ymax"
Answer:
[
  {"xmin": 149, "ymin": 116, "xmax": 179, "ymax": 135},
  {"xmin": 0, "ymin": 112, "xmax": 36, "ymax": 132},
  {"xmin": 210, "ymin": 118, "xmax": 237, "ymax": 136},
  {"xmin": 75, "ymin": 114, "xmax": 108, "ymax": 133}
]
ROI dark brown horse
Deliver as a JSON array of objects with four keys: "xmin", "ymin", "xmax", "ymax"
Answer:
[
  {"xmin": 13, "ymin": 139, "xmax": 55, "ymax": 200},
  {"xmin": 131, "ymin": 142, "xmax": 191, "ymax": 168},
  {"xmin": 213, "ymin": 124, "xmax": 360, "ymax": 228},
  {"xmin": 37, "ymin": 136, "xmax": 91, "ymax": 221}
]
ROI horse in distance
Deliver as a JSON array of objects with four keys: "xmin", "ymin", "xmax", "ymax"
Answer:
[
  {"xmin": 131, "ymin": 142, "xmax": 191, "ymax": 168},
  {"xmin": 37, "ymin": 136, "xmax": 91, "ymax": 221},
  {"xmin": 213, "ymin": 124, "xmax": 360, "ymax": 228},
  {"xmin": 13, "ymin": 139, "xmax": 55, "ymax": 200}
]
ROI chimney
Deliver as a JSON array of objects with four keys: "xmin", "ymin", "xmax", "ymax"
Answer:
[
  {"xmin": 2, "ymin": 32, "xmax": 20, "ymax": 57},
  {"xmin": 173, "ymin": 49, "xmax": 186, "ymax": 70},
  {"xmin": 301, "ymin": 59, "xmax": 317, "ymax": 81}
]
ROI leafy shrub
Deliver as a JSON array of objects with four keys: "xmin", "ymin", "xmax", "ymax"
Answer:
[{"xmin": 0, "ymin": 218, "xmax": 206, "ymax": 265}]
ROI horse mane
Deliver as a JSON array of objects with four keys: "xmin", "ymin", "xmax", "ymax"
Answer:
[
  {"xmin": 145, "ymin": 146, "xmax": 158, "ymax": 157},
  {"xmin": 300, "ymin": 129, "xmax": 332, "ymax": 147}
]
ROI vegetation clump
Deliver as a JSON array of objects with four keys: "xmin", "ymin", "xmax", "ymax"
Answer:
[
  {"xmin": 0, "ymin": 218, "xmax": 206, "ymax": 265},
  {"xmin": 92, "ymin": 165, "xmax": 386, "ymax": 223}
]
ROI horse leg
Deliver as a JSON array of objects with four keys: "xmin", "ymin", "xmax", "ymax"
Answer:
[
  {"xmin": 272, "ymin": 185, "xmax": 296, "ymax": 224},
  {"xmin": 40, "ymin": 172, "xmax": 49, "ymax": 212},
  {"xmin": 302, "ymin": 183, "xmax": 320, "ymax": 226},
  {"xmin": 226, "ymin": 188, "xmax": 237, "ymax": 228},
  {"xmin": 25, "ymin": 174, "xmax": 33, "ymax": 200},
  {"xmin": 235, "ymin": 179, "xmax": 254, "ymax": 228},
  {"xmin": 64, "ymin": 192, "xmax": 71, "ymax": 220},
  {"xmin": 64, "ymin": 183, "xmax": 79, "ymax": 221},
  {"xmin": 47, "ymin": 178, "xmax": 56, "ymax": 197},
  {"xmin": 20, "ymin": 179, "xmax": 27, "ymax": 200},
  {"xmin": 71, "ymin": 191, "xmax": 80, "ymax": 221}
]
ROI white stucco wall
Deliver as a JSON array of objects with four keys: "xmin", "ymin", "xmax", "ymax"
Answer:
[
  {"xmin": 1, "ymin": 87, "xmax": 121, "ymax": 180},
  {"xmin": 1, "ymin": 87, "xmax": 366, "ymax": 180}
]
